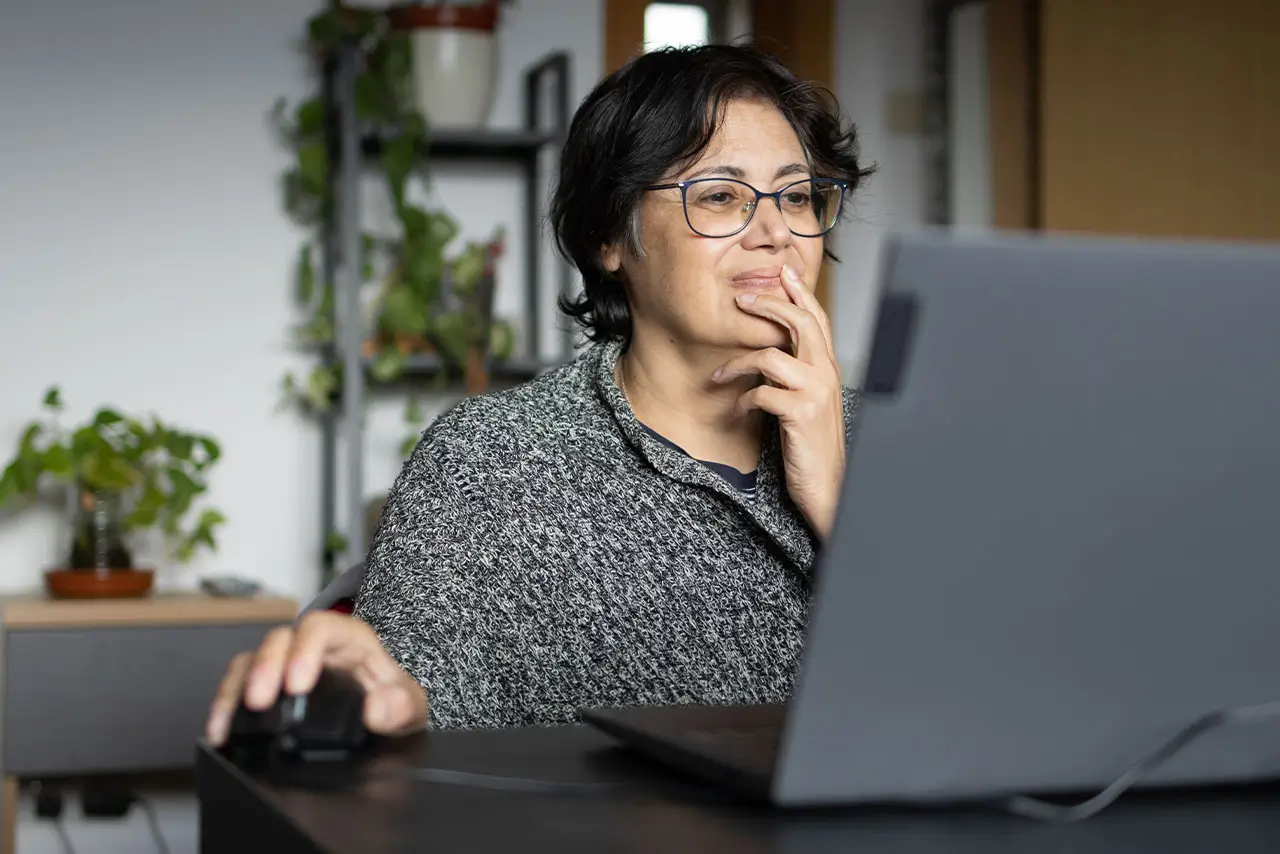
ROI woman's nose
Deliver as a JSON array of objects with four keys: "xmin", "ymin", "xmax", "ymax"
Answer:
[{"xmin": 742, "ymin": 197, "xmax": 793, "ymax": 247}]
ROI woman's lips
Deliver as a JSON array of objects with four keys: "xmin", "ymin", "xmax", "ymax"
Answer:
[{"xmin": 733, "ymin": 266, "xmax": 783, "ymax": 291}]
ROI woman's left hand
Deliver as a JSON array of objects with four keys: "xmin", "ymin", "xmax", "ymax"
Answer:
[{"xmin": 712, "ymin": 264, "xmax": 846, "ymax": 539}]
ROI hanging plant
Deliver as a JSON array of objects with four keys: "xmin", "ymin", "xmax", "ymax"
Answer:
[{"xmin": 273, "ymin": 4, "xmax": 516, "ymax": 423}]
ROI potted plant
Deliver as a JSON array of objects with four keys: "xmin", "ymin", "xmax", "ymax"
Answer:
[
  {"xmin": 385, "ymin": 0, "xmax": 513, "ymax": 129},
  {"xmin": 274, "ymin": 4, "xmax": 516, "ymax": 422},
  {"xmin": 0, "ymin": 387, "xmax": 226, "ymax": 598}
]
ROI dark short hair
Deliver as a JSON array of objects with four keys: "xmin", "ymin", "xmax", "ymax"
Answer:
[{"xmin": 550, "ymin": 43, "xmax": 875, "ymax": 346}]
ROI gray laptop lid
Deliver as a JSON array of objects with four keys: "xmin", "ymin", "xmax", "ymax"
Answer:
[{"xmin": 774, "ymin": 229, "xmax": 1280, "ymax": 807}]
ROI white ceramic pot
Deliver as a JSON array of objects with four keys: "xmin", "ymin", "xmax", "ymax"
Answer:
[
  {"xmin": 409, "ymin": 28, "xmax": 496, "ymax": 128},
  {"xmin": 388, "ymin": 3, "xmax": 502, "ymax": 130}
]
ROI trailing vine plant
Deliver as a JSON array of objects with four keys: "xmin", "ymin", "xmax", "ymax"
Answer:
[{"xmin": 273, "ymin": 5, "xmax": 515, "ymax": 451}]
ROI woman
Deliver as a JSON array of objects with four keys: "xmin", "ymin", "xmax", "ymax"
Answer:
[{"xmin": 206, "ymin": 42, "xmax": 872, "ymax": 743}]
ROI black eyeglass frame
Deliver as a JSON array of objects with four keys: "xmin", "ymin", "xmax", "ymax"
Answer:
[{"xmin": 643, "ymin": 176, "xmax": 850, "ymax": 239}]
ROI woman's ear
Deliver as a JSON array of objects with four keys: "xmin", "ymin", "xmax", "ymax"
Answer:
[{"xmin": 600, "ymin": 244, "xmax": 623, "ymax": 276}]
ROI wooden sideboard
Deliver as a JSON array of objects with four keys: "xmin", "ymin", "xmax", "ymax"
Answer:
[{"xmin": 0, "ymin": 591, "xmax": 298, "ymax": 854}]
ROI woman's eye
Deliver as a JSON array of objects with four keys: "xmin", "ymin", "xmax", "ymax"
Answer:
[
  {"xmin": 696, "ymin": 191, "xmax": 737, "ymax": 206},
  {"xmin": 782, "ymin": 192, "xmax": 811, "ymax": 207}
]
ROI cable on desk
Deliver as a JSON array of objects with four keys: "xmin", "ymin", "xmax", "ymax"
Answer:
[
  {"xmin": 404, "ymin": 767, "xmax": 628, "ymax": 796},
  {"xmin": 1000, "ymin": 700, "xmax": 1280, "ymax": 823}
]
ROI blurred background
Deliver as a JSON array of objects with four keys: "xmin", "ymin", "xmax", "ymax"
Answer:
[{"xmin": 0, "ymin": 0, "xmax": 1276, "ymax": 850}]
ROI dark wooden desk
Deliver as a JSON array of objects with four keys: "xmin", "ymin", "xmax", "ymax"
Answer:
[{"xmin": 198, "ymin": 724, "xmax": 1280, "ymax": 853}]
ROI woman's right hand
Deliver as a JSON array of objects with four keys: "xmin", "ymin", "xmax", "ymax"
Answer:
[{"xmin": 204, "ymin": 609, "xmax": 429, "ymax": 746}]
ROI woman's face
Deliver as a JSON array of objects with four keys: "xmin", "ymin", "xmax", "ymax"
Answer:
[{"xmin": 606, "ymin": 97, "xmax": 827, "ymax": 356}]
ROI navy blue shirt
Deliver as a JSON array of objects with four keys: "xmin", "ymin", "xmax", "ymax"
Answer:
[{"xmin": 638, "ymin": 423, "xmax": 758, "ymax": 499}]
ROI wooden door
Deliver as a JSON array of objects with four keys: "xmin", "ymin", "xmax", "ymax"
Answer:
[{"xmin": 989, "ymin": 0, "xmax": 1280, "ymax": 241}]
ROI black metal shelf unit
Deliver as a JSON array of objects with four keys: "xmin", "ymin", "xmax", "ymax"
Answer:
[{"xmin": 318, "ymin": 42, "xmax": 574, "ymax": 580}]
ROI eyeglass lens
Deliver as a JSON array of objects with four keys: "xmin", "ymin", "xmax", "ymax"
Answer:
[{"xmin": 683, "ymin": 179, "xmax": 843, "ymax": 238}]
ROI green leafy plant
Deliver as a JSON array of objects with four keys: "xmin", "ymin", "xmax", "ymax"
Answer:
[
  {"xmin": 274, "ymin": 5, "xmax": 516, "ymax": 421},
  {"xmin": 0, "ymin": 387, "xmax": 226, "ymax": 565}
]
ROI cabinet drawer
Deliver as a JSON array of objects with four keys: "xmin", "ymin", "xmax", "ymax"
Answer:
[{"xmin": 4, "ymin": 623, "xmax": 278, "ymax": 776}]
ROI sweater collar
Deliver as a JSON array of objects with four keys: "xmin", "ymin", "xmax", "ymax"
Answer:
[{"xmin": 591, "ymin": 339, "xmax": 818, "ymax": 574}]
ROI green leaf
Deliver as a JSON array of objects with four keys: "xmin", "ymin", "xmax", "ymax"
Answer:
[
  {"xmin": 82, "ymin": 452, "xmax": 135, "ymax": 492},
  {"xmin": 127, "ymin": 483, "xmax": 164, "ymax": 528},
  {"xmin": 452, "ymin": 245, "xmax": 486, "ymax": 292},
  {"xmin": 403, "ymin": 245, "xmax": 445, "ymax": 302},
  {"xmin": 382, "ymin": 134, "xmax": 416, "ymax": 209},
  {"xmin": 70, "ymin": 425, "xmax": 101, "ymax": 461},
  {"xmin": 297, "ymin": 140, "xmax": 328, "ymax": 197},
  {"xmin": 432, "ymin": 310, "xmax": 471, "ymax": 368},
  {"xmin": 295, "ymin": 313, "xmax": 335, "ymax": 346},
  {"xmin": 379, "ymin": 284, "xmax": 431, "ymax": 337},
  {"xmin": 167, "ymin": 466, "xmax": 202, "ymax": 499},
  {"xmin": 400, "ymin": 434, "xmax": 419, "ymax": 458},
  {"xmin": 295, "ymin": 98, "xmax": 325, "ymax": 139},
  {"xmin": 166, "ymin": 433, "xmax": 195, "ymax": 462},
  {"xmin": 197, "ymin": 507, "xmax": 228, "ymax": 529},
  {"xmin": 306, "ymin": 9, "xmax": 343, "ymax": 50},
  {"xmin": 370, "ymin": 348, "xmax": 406, "ymax": 382},
  {"xmin": 399, "ymin": 204, "xmax": 427, "ymax": 242},
  {"xmin": 399, "ymin": 111, "xmax": 428, "ymax": 145},
  {"xmin": 426, "ymin": 211, "xmax": 459, "ymax": 246},
  {"xmin": 41, "ymin": 444, "xmax": 74, "ymax": 480},
  {"xmin": 175, "ymin": 506, "xmax": 225, "ymax": 562},
  {"xmin": 93, "ymin": 408, "xmax": 124, "ymax": 427},
  {"xmin": 42, "ymin": 387, "xmax": 63, "ymax": 410},
  {"xmin": 282, "ymin": 168, "xmax": 324, "ymax": 226},
  {"xmin": 380, "ymin": 36, "xmax": 417, "ymax": 109},
  {"xmin": 325, "ymin": 530, "xmax": 350, "ymax": 555},
  {"xmin": 306, "ymin": 365, "xmax": 339, "ymax": 412},
  {"xmin": 354, "ymin": 72, "xmax": 384, "ymax": 121},
  {"xmin": 490, "ymin": 320, "xmax": 516, "ymax": 362},
  {"xmin": 0, "ymin": 464, "xmax": 23, "ymax": 508},
  {"xmin": 197, "ymin": 437, "xmax": 222, "ymax": 466},
  {"xmin": 296, "ymin": 244, "xmax": 315, "ymax": 305},
  {"xmin": 19, "ymin": 422, "xmax": 44, "ymax": 452}
]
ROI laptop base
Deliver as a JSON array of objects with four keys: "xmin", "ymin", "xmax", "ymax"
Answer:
[{"xmin": 582, "ymin": 703, "xmax": 784, "ymax": 803}]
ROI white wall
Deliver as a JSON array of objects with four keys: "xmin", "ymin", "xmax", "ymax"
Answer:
[
  {"xmin": 0, "ymin": 0, "xmax": 602, "ymax": 603},
  {"xmin": 0, "ymin": 0, "xmax": 921, "ymax": 602},
  {"xmin": 830, "ymin": 0, "xmax": 932, "ymax": 378}
]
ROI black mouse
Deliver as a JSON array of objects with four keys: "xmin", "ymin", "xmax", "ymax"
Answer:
[{"xmin": 226, "ymin": 666, "xmax": 371, "ymax": 764}]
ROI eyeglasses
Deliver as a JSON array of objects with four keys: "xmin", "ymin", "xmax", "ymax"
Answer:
[{"xmin": 644, "ymin": 177, "xmax": 848, "ymax": 239}]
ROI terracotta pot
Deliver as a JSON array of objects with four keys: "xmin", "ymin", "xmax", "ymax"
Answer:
[
  {"xmin": 45, "ymin": 568, "xmax": 154, "ymax": 599},
  {"xmin": 386, "ymin": 2, "xmax": 502, "ymax": 128}
]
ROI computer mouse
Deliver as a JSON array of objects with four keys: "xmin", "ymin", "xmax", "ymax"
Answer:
[{"xmin": 226, "ymin": 666, "xmax": 371, "ymax": 764}]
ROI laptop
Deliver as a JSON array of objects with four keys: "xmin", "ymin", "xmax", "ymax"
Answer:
[{"xmin": 582, "ymin": 228, "xmax": 1280, "ymax": 809}]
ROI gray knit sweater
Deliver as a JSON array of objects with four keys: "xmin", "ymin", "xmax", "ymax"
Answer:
[{"xmin": 354, "ymin": 338, "xmax": 859, "ymax": 730}]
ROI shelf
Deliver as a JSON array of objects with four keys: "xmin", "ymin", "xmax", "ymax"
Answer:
[
  {"xmin": 361, "ymin": 128, "xmax": 560, "ymax": 162},
  {"xmin": 320, "ymin": 44, "xmax": 573, "ymax": 580},
  {"xmin": 362, "ymin": 354, "xmax": 557, "ymax": 384}
]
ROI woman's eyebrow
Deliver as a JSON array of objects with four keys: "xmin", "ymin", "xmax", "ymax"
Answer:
[
  {"xmin": 684, "ymin": 164, "xmax": 746, "ymax": 180},
  {"xmin": 681, "ymin": 162, "xmax": 811, "ymax": 181}
]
